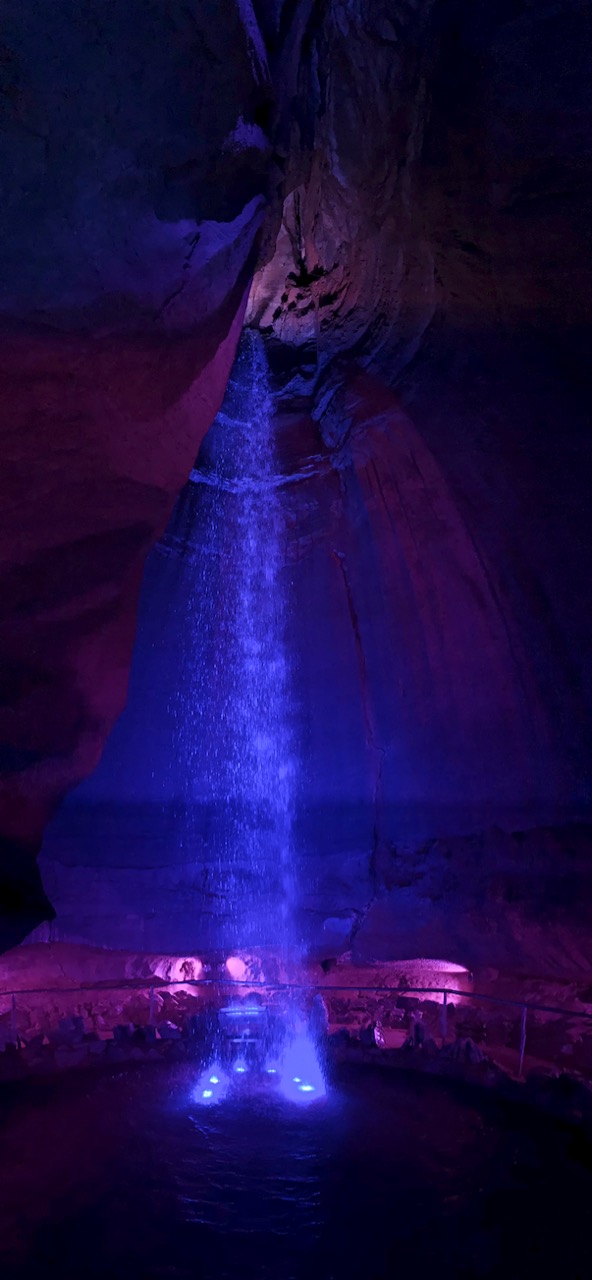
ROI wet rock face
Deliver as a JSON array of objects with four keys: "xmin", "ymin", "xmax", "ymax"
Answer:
[
  {"xmin": 35, "ymin": 370, "xmax": 592, "ymax": 973},
  {"xmin": 1, "ymin": 0, "xmax": 592, "ymax": 959},
  {"xmin": 242, "ymin": 0, "xmax": 592, "ymax": 973},
  {"xmin": 0, "ymin": 0, "xmax": 285, "ymax": 941}
]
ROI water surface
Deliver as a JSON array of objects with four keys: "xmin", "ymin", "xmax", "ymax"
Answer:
[{"xmin": 0, "ymin": 1061, "xmax": 590, "ymax": 1278}]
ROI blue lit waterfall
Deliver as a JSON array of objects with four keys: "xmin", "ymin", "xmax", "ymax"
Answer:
[{"xmin": 160, "ymin": 332, "xmax": 299, "ymax": 953}]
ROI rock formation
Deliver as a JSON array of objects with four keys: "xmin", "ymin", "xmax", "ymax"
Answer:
[
  {"xmin": 0, "ymin": 0, "xmax": 282, "ymax": 942},
  {"xmin": 1, "ymin": 1, "xmax": 591, "ymax": 970}
]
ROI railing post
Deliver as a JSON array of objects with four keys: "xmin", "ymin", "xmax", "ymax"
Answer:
[
  {"xmin": 518, "ymin": 1004, "xmax": 527, "ymax": 1078},
  {"xmin": 441, "ymin": 990, "xmax": 448, "ymax": 1045},
  {"xmin": 149, "ymin": 985, "xmax": 155, "ymax": 1026},
  {"xmin": 10, "ymin": 993, "xmax": 18, "ymax": 1048}
]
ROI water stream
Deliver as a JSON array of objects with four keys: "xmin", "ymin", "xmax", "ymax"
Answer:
[
  {"xmin": 161, "ymin": 331, "xmax": 324, "ymax": 1096},
  {"xmin": 162, "ymin": 332, "xmax": 299, "ymax": 954}
]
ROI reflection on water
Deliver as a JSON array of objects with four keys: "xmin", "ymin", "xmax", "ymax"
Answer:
[{"xmin": 0, "ymin": 1061, "xmax": 591, "ymax": 1280}]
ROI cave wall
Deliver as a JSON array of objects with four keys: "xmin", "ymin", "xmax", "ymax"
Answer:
[
  {"xmin": 250, "ymin": 0, "xmax": 592, "ymax": 375},
  {"xmin": 253, "ymin": 0, "xmax": 592, "ymax": 832},
  {"xmin": 38, "ymin": 364, "xmax": 592, "ymax": 975},
  {"xmin": 0, "ymin": 0, "xmax": 301, "ymax": 945},
  {"xmin": 2, "ymin": 0, "xmax": 592, "ymax": 962}
]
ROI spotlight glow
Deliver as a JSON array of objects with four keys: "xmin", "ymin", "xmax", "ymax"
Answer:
[
  {"xmin": 192, "ymin": 1062, "xmax": 229, "ymax": 1106},
  {"xmin": 219, "ymin": 1004, "xmax": 264, "ymax": 1018},
  {"xmin": 226, "ymin": 956, "xmax": 247, "ymax": 981},
  {"xmin": 192, "ymin": 1029, "xmax": 327, "ymax": 1108},
  {"xmin": 278, "ymin": 1031, "xmax": 327, "ymax": 1106}
]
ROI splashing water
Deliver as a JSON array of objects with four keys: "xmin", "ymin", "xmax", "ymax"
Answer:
[
  {"xmin": 277, "ymin": 1030, "xmax": 327, "ymax": 1105},
  {"xmin": 192, "ymin": 1063, "xmax": 230, "ymax": 1106}
]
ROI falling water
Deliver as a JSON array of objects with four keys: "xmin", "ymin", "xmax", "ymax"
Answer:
[
  {"xmin": 161, "ymin": 331, "xmax": 299, "ymax": 954},
  {"xmin": 211, "ymin": 331, "xmax": 298, "ymax": 949},
  {"xmin": 160, "ymin": 331, "xmax": 326, "ymax": 1101}
]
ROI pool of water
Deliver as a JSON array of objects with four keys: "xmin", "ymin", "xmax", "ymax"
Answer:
[{"xmin": 0, "ymin": 1061, "xmax": 590, "ymax": 1279}]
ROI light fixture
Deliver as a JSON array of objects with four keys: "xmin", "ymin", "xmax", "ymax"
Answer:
[{"xmin": 225, "ymin": 956, "xmax": 247, "ymax": 981}]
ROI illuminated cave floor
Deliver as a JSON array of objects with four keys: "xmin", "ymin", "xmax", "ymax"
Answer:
[{"xmin": 1, "ymin": 1062, "xmax": 591, "ymax": 1279}]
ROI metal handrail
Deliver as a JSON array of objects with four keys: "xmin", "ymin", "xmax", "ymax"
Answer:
[
  {"xmin": 2, "ymin": 976, "xmax": 592, "ymax": 1021},
  {"xmin": 2, "ymin": 976, "xmax": 591, "ymax": 1079}
]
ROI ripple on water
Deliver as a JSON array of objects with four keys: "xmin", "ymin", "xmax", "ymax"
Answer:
[{"xmin": 0, "ymin": 1061, "xmax": 591, "ymax": 1280}]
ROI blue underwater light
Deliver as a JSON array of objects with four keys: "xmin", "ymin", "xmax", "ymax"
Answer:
[
  {"xmin": 192, "ymin": 1023, "xmax": 327, "ymax": 1107},
  {"xmin": 192, "ymin": 1063, "xmax": 230, "ymax": 1106},
  {"xmin": 278, "ymin": 1032, "xmax": 327, "ymax": 1105}
]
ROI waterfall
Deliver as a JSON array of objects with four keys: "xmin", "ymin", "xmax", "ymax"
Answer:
[
  {"xmin": 162, "ymin": 331, "xmax": 299, "ymax": 954},
  {"xmin": 158, "ymin": 332, "xmax": 327, "ymax": 1101}
]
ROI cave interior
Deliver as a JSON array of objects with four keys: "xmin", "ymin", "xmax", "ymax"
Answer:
[{"xmin": 1, "ymin": 3, "xmax": 592, "ymax": 1268}]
